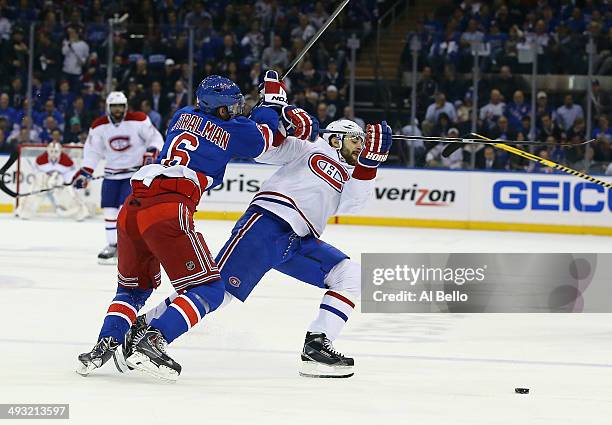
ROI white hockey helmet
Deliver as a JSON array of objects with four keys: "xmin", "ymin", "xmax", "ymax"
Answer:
[
  {"xmin": 323, "ymin": 119, "xmax": 364, "ymax": 149},
  {"xmin": 105, "ymin": 91, "xmax": 128, "ymax": 121},
  {"xmin": 46, "ymin": 141, "xmax": 62, "ymax": 162}
]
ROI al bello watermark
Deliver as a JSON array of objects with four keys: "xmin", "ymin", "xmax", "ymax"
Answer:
[{"xmin": 361, "ymin": 254, "xmax": 610, "ymax": 313}]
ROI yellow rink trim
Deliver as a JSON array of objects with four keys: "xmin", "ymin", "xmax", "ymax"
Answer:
[
  {"xmin": 192, "ymin": 210, "xmax": 612, "ymax": 236},
  {"xmin": 3, "ymin": 204, "xmax": 611, "ymax": 236}
]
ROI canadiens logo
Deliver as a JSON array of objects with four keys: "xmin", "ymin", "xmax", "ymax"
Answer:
[
  {"xmin": 109, "ymin": 135, "xmax": 131, "ymax": 151},
  {"xmin": 308, "ymin": 153, "xmax": 350, "ymax": 192},
  {"xmin": 228, "ymin": 276, "xmax": 241, "ymax": 287}
]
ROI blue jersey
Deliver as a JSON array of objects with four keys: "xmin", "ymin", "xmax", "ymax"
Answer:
[{"xmin": 155, "ymin": 105, "xmax": 279, "ymax": 189}]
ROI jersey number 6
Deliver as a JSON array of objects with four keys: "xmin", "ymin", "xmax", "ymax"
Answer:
[{"xmin": 160, "ymin": 132, "xmax": 200, "ymax": 166}]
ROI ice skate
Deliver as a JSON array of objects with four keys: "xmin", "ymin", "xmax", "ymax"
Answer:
[
  {"xmin": 126, "ymin": 326, "xmax": 181, "ymax": 382},
  {"xmin": 76, "ymin": 336, "xmax": 120, "ymax": 376},
  {"xmin": 113, "ymin": 315, "xmax": 147, "ymax": 373},
  {"xmin": 299, "ymin": 332, "xmax": 354, "ymax": 378},
  {"xmin": 98, "ymin": 244, "xmax": 117, "ymax": 265}
]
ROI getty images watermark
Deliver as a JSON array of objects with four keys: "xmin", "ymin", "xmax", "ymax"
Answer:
[{"xmin": 361, "ymin": 254, "xmax": 612, "ymax": 313}]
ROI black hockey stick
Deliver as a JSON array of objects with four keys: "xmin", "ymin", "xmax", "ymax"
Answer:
[
  {"xmin": 0, "ymin": 151, "xmax": 18, "ymax": 198},
  {"xmin": 318, "ymin": 129, "xmax": 595, "ymax": 149}
]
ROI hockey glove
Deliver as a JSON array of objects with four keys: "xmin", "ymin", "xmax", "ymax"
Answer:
[
  {"xmin": 143, "ymin": 147, "xmax": 160, "ymax": 166},
  {"xmin": 358, "ymin": 121, "xmax": 392, "ymax": 168},
  {"xmin": 259, "ymin": 70, "xmax": 288, "ymax": 109},
  {"xmin": 281, "ymin": 105, "xmax": 319, "ymax": 142},
  {"xmin": 72, "ymin": 167, "xmax": 93, "ymax": 189}
]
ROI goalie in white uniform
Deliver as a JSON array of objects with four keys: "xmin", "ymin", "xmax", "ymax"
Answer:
[
  {"xmin": 16, "ymin": 141, "xmax": 92, "ymax": 221},
  {"xmin": 72, "ymin": 91, "xmax": 164, "ymax": 264},
  {"xmin": 124, "ymin": 116, "xmax": 393, "ymax": 379}
]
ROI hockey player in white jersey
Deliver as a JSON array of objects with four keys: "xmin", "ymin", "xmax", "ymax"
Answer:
[
  {"xmin": 124, "ymin": 118, "xmax": 392, "ymax": 379},
  {"xmin": 16, "ymin": 141, "xmax": 92, "ymax": 220},
  {"xmin": 72, "ymin": 91, "xmax": 164, "ymax": 264}
]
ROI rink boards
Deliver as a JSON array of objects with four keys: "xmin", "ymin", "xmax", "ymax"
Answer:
[{"xmin": 1, "ymin": 155, "xmax": 611, "ymax": 236}]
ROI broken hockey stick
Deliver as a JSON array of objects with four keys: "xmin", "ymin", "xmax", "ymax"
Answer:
[
  {"xmin": 469, "ymin": 133, "xmax": 612, "ymax": 190},
  {"xmin": 318, "ymin": 129, "xmax": 594, "ymax": 148},
  {"xmin": 15, "ymin": 175, "xmax": 105, "ymax": 198}
]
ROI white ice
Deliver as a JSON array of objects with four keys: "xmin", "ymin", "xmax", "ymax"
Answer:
[{"xmin": 1, "ymin": 215, "xmax": 611, "ymax": 425}]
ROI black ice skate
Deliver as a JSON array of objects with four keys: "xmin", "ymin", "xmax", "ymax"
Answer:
[
  {"xmin": 126, "ymin": 326, "xmax": 181, "ymax": 382},
  {"xmin": 299, "ymin": 332, "xmax": 354, "ymax": 378},
  {"xmin": 113, "ymin": 315, "xmax": 148, "ymax": 373},
  {"xmin": 76, "ymin": 336, "xmax": 120, "ymax": 376},
  {"xmin": 98, "ymin": 244, "xmax": 117, "ymax": 265}
]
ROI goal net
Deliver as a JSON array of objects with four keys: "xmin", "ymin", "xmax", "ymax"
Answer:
[{"xmin": 13, "ymin": 143, "xmax": 99, "ymax": 220}]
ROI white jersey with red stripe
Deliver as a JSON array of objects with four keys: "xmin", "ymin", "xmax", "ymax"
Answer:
[
  {"xmin": 82, "ymin": 111, "xmax": 164, "ymax": 180},
  {"xmin": 252, "ymin": 137, "xmax": 374, "ymax": 237},
  {"xmin": 34, "ymin": 152, "xmax": 77, "ymax": 184}
]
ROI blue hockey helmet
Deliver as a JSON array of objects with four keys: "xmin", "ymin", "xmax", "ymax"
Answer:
[{"xmin": 196, "ymin": 75, "xmax": 245, "ymax": 118}]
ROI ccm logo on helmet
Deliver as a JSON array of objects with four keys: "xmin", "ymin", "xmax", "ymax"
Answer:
[
  {"xmin": 108, "ymin": 135, "xmax": 131, "ymax": 151},
  {"xmin": 308, "ymin": 153, "xmax": 350, "ymax": 192}
]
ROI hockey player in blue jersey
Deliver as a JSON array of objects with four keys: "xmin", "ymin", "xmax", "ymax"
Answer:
[{"xmin": 76, "ymin": 71, "xmax": 318, "ymax": 380}]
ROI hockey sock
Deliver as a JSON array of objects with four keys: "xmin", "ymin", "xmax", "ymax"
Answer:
[
  {"xmin": 144, "ymin": 293, "xmax": 178, "ymax": 324},
  {"xmin": 98, "ymin": 286, "xmax": 153, "ymax": 342},
  {"xmin": 104, "ymin": 207, "xmax": 119, "ymax": 246},
  {"xmin": 150, "ymin": 280, "xmax": 225, "ymax": 343},
  {"xmin": 308, "ymin": 290, "xmax": 355, "ymax": 341}
]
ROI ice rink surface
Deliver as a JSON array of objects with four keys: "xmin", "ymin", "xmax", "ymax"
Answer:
[{"xmin": 1, "ymin": 214, "xmax": 612, "ymax": 424}]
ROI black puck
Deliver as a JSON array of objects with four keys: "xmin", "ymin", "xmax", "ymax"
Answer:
[{"xmin": 515, "ymin": 388, "xmax": 529, "ymax": 394}]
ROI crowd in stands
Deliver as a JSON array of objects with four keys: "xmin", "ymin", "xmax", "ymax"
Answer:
[
  {"xmin": 0, "ymin": 0, "xmax": 380, "ymax": 154},
  {"xmin": 397, "ymin": 0, "xmax": 612, "ymax": 174}
]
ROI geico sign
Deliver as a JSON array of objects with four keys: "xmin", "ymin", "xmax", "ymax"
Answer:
[{"xmin": 493, "ymin": 180, "xmax": 612, "ymax": 212}]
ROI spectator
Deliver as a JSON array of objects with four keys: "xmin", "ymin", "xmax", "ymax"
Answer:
[
  {"xmin": 66, "ymin": 96, "xmax": 93, "ymax": 131},
  {"xmin": 241, "ymin": 21, "xmax": 265, "ymax": 63},
  {"xmin": 141, "ymin": 99, "xmax": 161, "ymax": 130},
  {"xmin": 537, "ymin": 114, "xmax": 560, "ymax": 142},
  {"xmin": 518, "ymin": 116, "xmax": 534, "ymax": 140},
  {"xmin": 133, "ymin": 58, "xmax": 152, "ymax": 89},
  {"xmin": 8, "ymin": 126, "xmax": 37, "ymax": 147},
  {"xmin": 490, "ymin": 115, "xmax": 517, "ymax": 141},
  {"xmin": 261, "ymin": 35, "xmax": 290, "ymax": 70},
  {"xmin": 291, "ymin": 14, "xmax": 316, "ymax": 43},
  {"xmin": 49, "ymin": 128, "xmax": 63, "ymax": 145},
  {"xmin": 7, "ymin": 26, "xmax": 28, "ymax": 76},
  {"xmin": 63, "ymin": 115, "xmax": 83, "ymax": 144},
  {"xmin": 40, "ymin": 116, "xmax": 60, "ymax": 143},
  {"xmin": 592, "ymin": 116, "xmax": 612, "ymax": 142},
  {"xmin": 35, "ymin": 31, "xmax": 62, "ymax": 82},
  {"xmin": 34, "ymin": 100, "xmax": 64, "ymax": 131},
  {"xmin": 400, "ymin": 118, "xmax": 425, "ymax": 166},
  {"xmin": 8, "ymin": 76, "xmax": 25, "ymax": 109},
  {"xmin": 535, "ymin": 91, "xmax": 553, "ymax": 118},
  {"xmin": 479, "ymin": 89, "xmax": 505, "ymax": 130},
  {"xmin": 591, "ymin": 80, "xmax": 611, "ymax": 119},
  {"xmin": 476, "ymin": 146, "xmax": 506, "ymax": 170},
  {"xmin": 505, "ymin": 90, "xmax": 530, "ymax": 132},
  {"xmin": 555, "ymin": 94, "xmax": 584, "ymax": 131},
  {"xmin": 54, "ymin": 80, "xmax": 76, "ymax": 116},
  {"xmin": 0, "ymin": 93, "xmax": 17, "ymax": 128},
  {"xmin": 529, "ymin": 148, "xmax": 554, "ymax": 173},
  {"xmin": 341, "ymin": 106, "xmax": 365, "ymax": 130},
  {"xmin": 61, "ymin": 26, "xmax": 89, "ymax": 90},
  {"xmin": 321, "ymin": 60, "xmax": 345, "ymax": 94},
  {"xmin": 490, "ymin": 65, "xmax": 522, "ymax": 103},
  {"xmin": 323, "ymin": 85, "xmax": 344, "ymax": 121},
  {"xmin": 169, "ymin": 79, "xmax": 188, "ymax": 114},
  {"xmin": 294, "ymin": 60, "xmax": 321, "ymax": 92},
  {"xmin": 316, "ymin": 102, "xmax": 332, "ymax": 128},
  {"xmin": 160, "ymin": 59, "xmax": 181, "ymax": 93},
  {"xmin": 147, "ymin": 80, "xmax": 170, "ymax": 120},
  {"xmin": 0, "ymin": 128, "xmax": 16, "ymax": 154},
  {"xmin": 426, "ymin": 128, "xmax": 463, "ymax": 169},
  {"xmin": 572, "ymin": 147, "xmax": 596, "ymax": 173},
  {"xmin": 424, "ymin": 93, "xmax": 457, "ymax": 128}
]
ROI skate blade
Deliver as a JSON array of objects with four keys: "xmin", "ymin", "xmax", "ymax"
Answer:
[
  {"xmin": 75, "ymin": 361, "xmax": 98, "ymax": 376},
  {"xmin": 97, "ymin": 257, "xmax": 118, "ymax": 266},
  {"xmin": 126, "ymin": 352, "xmax": 179, "ymax": 382},
  {"xmin": 112, "ymin": 348, "xmax": 132, "ymax": 373},
  {"xmin": 298, "ymin": 360, "xmax": 354, "ymax": 378}
]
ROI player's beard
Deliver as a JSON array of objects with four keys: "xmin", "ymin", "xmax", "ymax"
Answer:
[{"xmin": 340, "ymin": 146, "xmax": 359, "ymax": 166}]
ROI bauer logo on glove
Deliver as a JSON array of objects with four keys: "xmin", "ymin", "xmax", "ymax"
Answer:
[{"xmin": 358, "ymin": 121, "xmax": 393, "ymax": 168}]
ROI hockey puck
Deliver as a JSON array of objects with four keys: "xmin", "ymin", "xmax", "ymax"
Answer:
[{"xmin": 515, "ymin": 388, "xmax": 530, "ymax": 394}]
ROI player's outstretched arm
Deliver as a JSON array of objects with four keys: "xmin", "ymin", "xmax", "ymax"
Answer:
[{"xmin": 337, "ymin": 121, "xmax": 392, "ymax": 215}]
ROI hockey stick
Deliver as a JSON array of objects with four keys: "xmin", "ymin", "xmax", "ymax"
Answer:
[
  {"xmin": 281, "ymin": 0, "xmax": 351, "ymax": 80},
  {"xmin": 0, "ymin": 151, "xmax": 18, "ymax": 198},
  {"xmin": 469, "ymin": 133, "xmax": 612, "ymax": 190},
  {"xmin": 16, "ymin": 175, "xmax": 105, "ymax": 198},
  {"xmin": 319, "ymin": 129, "xmax": 594, "ymax": 148}
]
